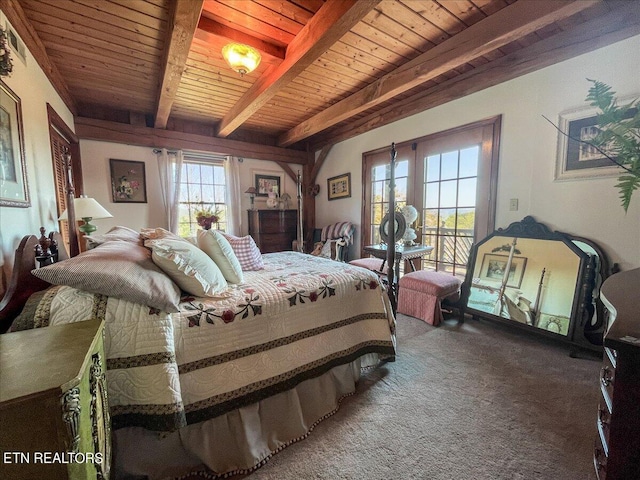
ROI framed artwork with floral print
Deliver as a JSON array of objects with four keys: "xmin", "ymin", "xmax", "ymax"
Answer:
[{"xmin": 110, "ymin": 159, "xmax": 147, "ymax": 203}]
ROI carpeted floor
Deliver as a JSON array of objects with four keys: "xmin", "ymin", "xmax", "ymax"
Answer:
[{"xmin": 181, "ymin": 314, "xmax": 602, "ymax": 480}]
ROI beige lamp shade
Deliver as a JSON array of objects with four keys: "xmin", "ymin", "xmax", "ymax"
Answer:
[
  {"xmin": 58, "ymin": 195, "xmax": 112, "ymax": 234},
  {"xmin": 222, "ymin": 43, "xmax": 261, "ymax": 75}
]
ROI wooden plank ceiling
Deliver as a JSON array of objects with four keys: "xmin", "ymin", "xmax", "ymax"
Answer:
[{"xmin": 5, "ymin": 0, "xmax": 640, "ymax": 157}]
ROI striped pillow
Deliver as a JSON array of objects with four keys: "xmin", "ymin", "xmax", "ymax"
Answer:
[
  {"xmin": 31, "ymin": 241, "xmax": 181, "ymax": 312},
  {"xmin": 220, "ymin": 233, "xmax": 264, "ymax": 271}
]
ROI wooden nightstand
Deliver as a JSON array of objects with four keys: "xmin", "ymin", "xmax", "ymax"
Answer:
[
  {"xmin": 0, "ymin": 320, "xmax": 111, "ymax": 479},
  {"xmin": 594, "ymin": 268, "xmax": 640, "ymax": 479}
]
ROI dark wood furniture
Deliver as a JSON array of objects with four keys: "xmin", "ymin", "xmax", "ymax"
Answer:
[
  {"xmin": 0, "ymin": 232, "xmax": 67, "ymax": 333},
  {"xmin": 0, "ymin": 320, "xmax": 111, "ymax": 479},
  {"xmin": 248, "ymin": 209, "xmax": 297, "ymax": 253},
  {"xmin": 594, "ymin": 268, "xmax": 640, "ymax": 479}
]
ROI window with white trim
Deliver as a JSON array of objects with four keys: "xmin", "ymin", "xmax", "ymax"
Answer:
[{"xmin": 178, "ymin": 154, "xmax": 228, "ymax": 236}]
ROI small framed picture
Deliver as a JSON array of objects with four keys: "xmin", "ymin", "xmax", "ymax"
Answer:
[
  {"xmin": 554, "ymin": 102, "xmax": 635, "ymax": 181},
  {"xmin": 327, "ymin": 173, "xmax": 351, "ymax": 201},
  {"xmin": 0, "ymin": 80, "xmax": 29, "ymax": 207},
  {"xmin": 255, "ymin": 173, "xmax": 281, "ymax": 197},
  {"xmin": 110, "ymin": 159, "xmax": 147, "ymax": 203},
  {"xmin": 479, "ymin": 253, "xmax": 527, "ymax": 289}
]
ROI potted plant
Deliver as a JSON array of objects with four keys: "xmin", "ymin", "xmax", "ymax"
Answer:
[
  {"xmin": 194, "ymin": 205, "xmax": 221, "ymax": 230},
  {"xmin": 584, "ymin": 80, "xmax": 639, "ymax": 212}
]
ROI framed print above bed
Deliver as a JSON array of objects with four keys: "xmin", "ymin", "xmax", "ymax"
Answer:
[
  {"xmin": 0, "ymin": 80, "xmax": 29, "ymax": 207},
  {"xmin": 110, "ymin": 159, "xmax": 147, "ymax": 203}
]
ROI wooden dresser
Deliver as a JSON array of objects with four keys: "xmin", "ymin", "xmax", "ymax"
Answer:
[
  {"xmin": 594, "ymin": 268, "xmax": 640, "ymax": 479},
  {"xmin": 248, "ymin": 209, "xmax": 297, "ymax": 253},
  {"xmin": 0, "ymin": 320, "xmax": 111, "ymax": 480}
]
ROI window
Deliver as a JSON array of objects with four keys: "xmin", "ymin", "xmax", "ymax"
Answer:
[
  {"xmin": 362, "ymin": 117, "xmax": 501, "ymax": 278},
  {"xmin": 178, "ymin": 155, "xmax": 228, "ymax": 236},
  {"xmin": 369, "ymin": 160, "xmax": 409, "ymax": 244},
  {"xmin": 421, "ymin": 146, "xmax": 478, "ymax": 275}
]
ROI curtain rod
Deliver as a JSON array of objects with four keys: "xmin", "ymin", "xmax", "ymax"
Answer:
[{"xmin": 152, "ymin": 148, "xmax": 177, "ymax": 154}]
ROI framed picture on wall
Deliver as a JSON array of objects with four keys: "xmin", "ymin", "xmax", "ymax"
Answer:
[
  {"xmin": 110, "ymin": 159, "xmax": 147, "ymax": 203},
  {"xmin": 554, "ymin": 102, "xmax": 634, "ymax": 181},
  {"xmin": 254, "ymin": 173, "xmax": 281, "ymax": 197},
  {"xmin": 0, "ymin": 80, "xmax": 30, "ymax": 207},
  {"xmin": 327, "ymin": 173, "xmax": 351, "ymax": 200},
  {"xmin": 479, "ymin": 253, "xmax": 527, "ymax": 289}
]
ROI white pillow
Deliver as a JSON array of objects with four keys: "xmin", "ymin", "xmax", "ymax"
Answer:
[
  {"xmin": 197, "ymin": 230, "xmax": 244, "ymax": 284},
  {"xmin": 145, "ymin": 238, "xmax": 228, "ymax": 297}
]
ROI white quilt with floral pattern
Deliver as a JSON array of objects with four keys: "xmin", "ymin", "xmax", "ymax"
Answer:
[{"xmin": 25, "ymin": 252, "xmax": 396, "ymax": 432}]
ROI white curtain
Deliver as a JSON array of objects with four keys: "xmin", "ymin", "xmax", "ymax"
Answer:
[
  {"xmin": 156, "ymin": 149, "xmax": 183, "ymax": 233},
  {"xmin": 224, "ymin": 155, "xmax": 241, "ymax": 235}
]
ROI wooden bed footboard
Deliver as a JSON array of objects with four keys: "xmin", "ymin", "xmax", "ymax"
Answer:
[{"xmin": 0, "ymin": 231, "xmax": 66, "ymax": 333}]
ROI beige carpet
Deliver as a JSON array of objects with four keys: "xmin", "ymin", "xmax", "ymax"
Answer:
[{"xmin": 184, "ymin": 314, "xmax": 602, "ymax": 480}]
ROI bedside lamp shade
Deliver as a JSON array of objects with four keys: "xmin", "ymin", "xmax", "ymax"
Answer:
[
  {"xmin": 59, "ymin": 195, "xmax": 112, "ymax": 234},
  {"xmin": 245, "ymin": 186, "xmax": 258, "ymax": 210}
]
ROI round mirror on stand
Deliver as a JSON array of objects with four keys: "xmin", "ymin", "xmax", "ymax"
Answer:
[{"xmin": 379, "ymin": 211, "xmax": 407, "ymax": 244}]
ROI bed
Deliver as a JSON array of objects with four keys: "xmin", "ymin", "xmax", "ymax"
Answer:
[{"xmin": 0, "ymin": 229, "xmax": 396, "ymax": 479}]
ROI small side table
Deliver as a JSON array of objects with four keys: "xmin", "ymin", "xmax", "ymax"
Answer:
[
  {"xmin": 363, "ymin": 243, "xmax": 434, "ymax": 280},
  {"xmin": 362, "ymin": 244, "xmax": 434, "ymax": 314}
]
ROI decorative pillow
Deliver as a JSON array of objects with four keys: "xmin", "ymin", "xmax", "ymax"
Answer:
[
  {"xmin": 197, "ymin": 230, "xmax": 244, "ymax": 284},
  {"xmin": 145, "ymin": 238, "xmax": 228, "ymax": 296},
  {"xmin": 220, "ymin": 233, "xmax": 264, "ymax": 271},
  {"xmin": 84, "ymin": 225, "xmax": 142, "ymax": 249},
  {"xmin": 140, "ymin": 227, "xmax": 187, "ymax": 242},
  {"xmin": 31, "ymin": 241, "xmax": 181, "ymax": 312}
]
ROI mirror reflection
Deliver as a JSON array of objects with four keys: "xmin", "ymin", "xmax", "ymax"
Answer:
[{"xmin": 467, "ymin": 236, "xmax": 581, "ymax": 336}]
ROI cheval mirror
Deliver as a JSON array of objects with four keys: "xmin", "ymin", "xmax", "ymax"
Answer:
[{"xmin": 462, "ymin": 216, "xmax": 612, "ymax": 354}]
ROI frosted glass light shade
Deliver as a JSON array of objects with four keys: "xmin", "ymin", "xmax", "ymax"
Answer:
[{"xmin": 222, "ymin": 43, "xmax": 261, "ymax": 75}]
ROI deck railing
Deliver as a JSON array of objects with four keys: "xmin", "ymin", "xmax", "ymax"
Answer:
[{"xmin": 422, "ymin": 227, "xmax": 474, "ymax": 274}]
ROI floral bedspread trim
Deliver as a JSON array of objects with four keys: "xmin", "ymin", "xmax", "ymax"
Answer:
[
  {"xmin": 178, "ymin": 312, "xmax": 389, "ymax": 374},
  {"xmin": 182, "ymin": 290, "xmax": 262, "ymax": 327},
  {"xmin": 185, "ymin": 341, "xmax": 396, "ymax": 424}
]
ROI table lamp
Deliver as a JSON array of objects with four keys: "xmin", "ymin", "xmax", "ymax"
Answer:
[
  {"xmin": 245, "ymin": 187, "xmax": 257, "ymax": 210},
  {"xmin": 59, "ymin": 195, "xmax": 113, "ymax": 234}
]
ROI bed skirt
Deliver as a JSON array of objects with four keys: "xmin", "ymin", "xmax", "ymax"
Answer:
[{"xmin": 113, "ymin": 352, "xmax": 385, "ymax": 479}]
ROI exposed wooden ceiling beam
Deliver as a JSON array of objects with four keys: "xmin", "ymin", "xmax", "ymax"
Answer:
[
  {"xmin": 279, "ymin": 0, "xmax": 600, "ymax": 147},
  {"xmin": 195, "ymin": 16, "xmax": 286, "ymax": 65},
  {"xmin": 310, "ymin": 145, "xmax": 332, "ymax": 183},
  {"xmin": 310, "ymin": 1, "xmax": 640, "ymax": 152},
  {"xmin": 154, "ymin": 0, "xmax": 204, "ymax": 129},
  {"xmin": 216, "ymin": 0, "xmax": 381, "ymax": 138},
  {"xmin": 0, "ymin": 0, "xmax": 77, "ymax": 114},
  {"xmin": 74, "ymin": 116, "xmax": 308, "ymax": 164}
]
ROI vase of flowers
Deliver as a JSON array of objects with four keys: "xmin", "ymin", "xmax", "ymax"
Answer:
[{"xmin": 194, "ymin": 205, "xmax": 221, "ymax": 230}]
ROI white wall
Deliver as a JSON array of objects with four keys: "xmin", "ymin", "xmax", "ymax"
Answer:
[
  {"xmin": 314, "ymin": 35, "xmax": 640, "ymax": 271},
  {"xmin": 0, "ymin": 14, "xmax": 74, "ymax": 295}
]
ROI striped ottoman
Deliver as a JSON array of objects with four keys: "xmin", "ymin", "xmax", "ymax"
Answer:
[{"xmin": 398, "ymin": 271, "xmax": 462, "ymax": 326}]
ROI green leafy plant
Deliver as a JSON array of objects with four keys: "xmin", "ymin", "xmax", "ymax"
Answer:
[{"xmin": 584, "ymin": 80, "xmax": 640, "ymax": 212}]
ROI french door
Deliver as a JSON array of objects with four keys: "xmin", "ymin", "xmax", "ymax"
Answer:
[{"xmin": 362, "ymin": 116, "xmax": 501, "ymax": 277}]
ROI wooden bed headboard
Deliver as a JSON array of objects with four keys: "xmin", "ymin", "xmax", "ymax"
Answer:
[{"xmin": 0, "ymin": 230, "xmax": 68, "ymax": 333}]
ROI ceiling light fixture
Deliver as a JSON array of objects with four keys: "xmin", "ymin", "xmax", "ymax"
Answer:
[{"xmin": 222, "ymin": 43, "xmax": 261, "ymax": 75}]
